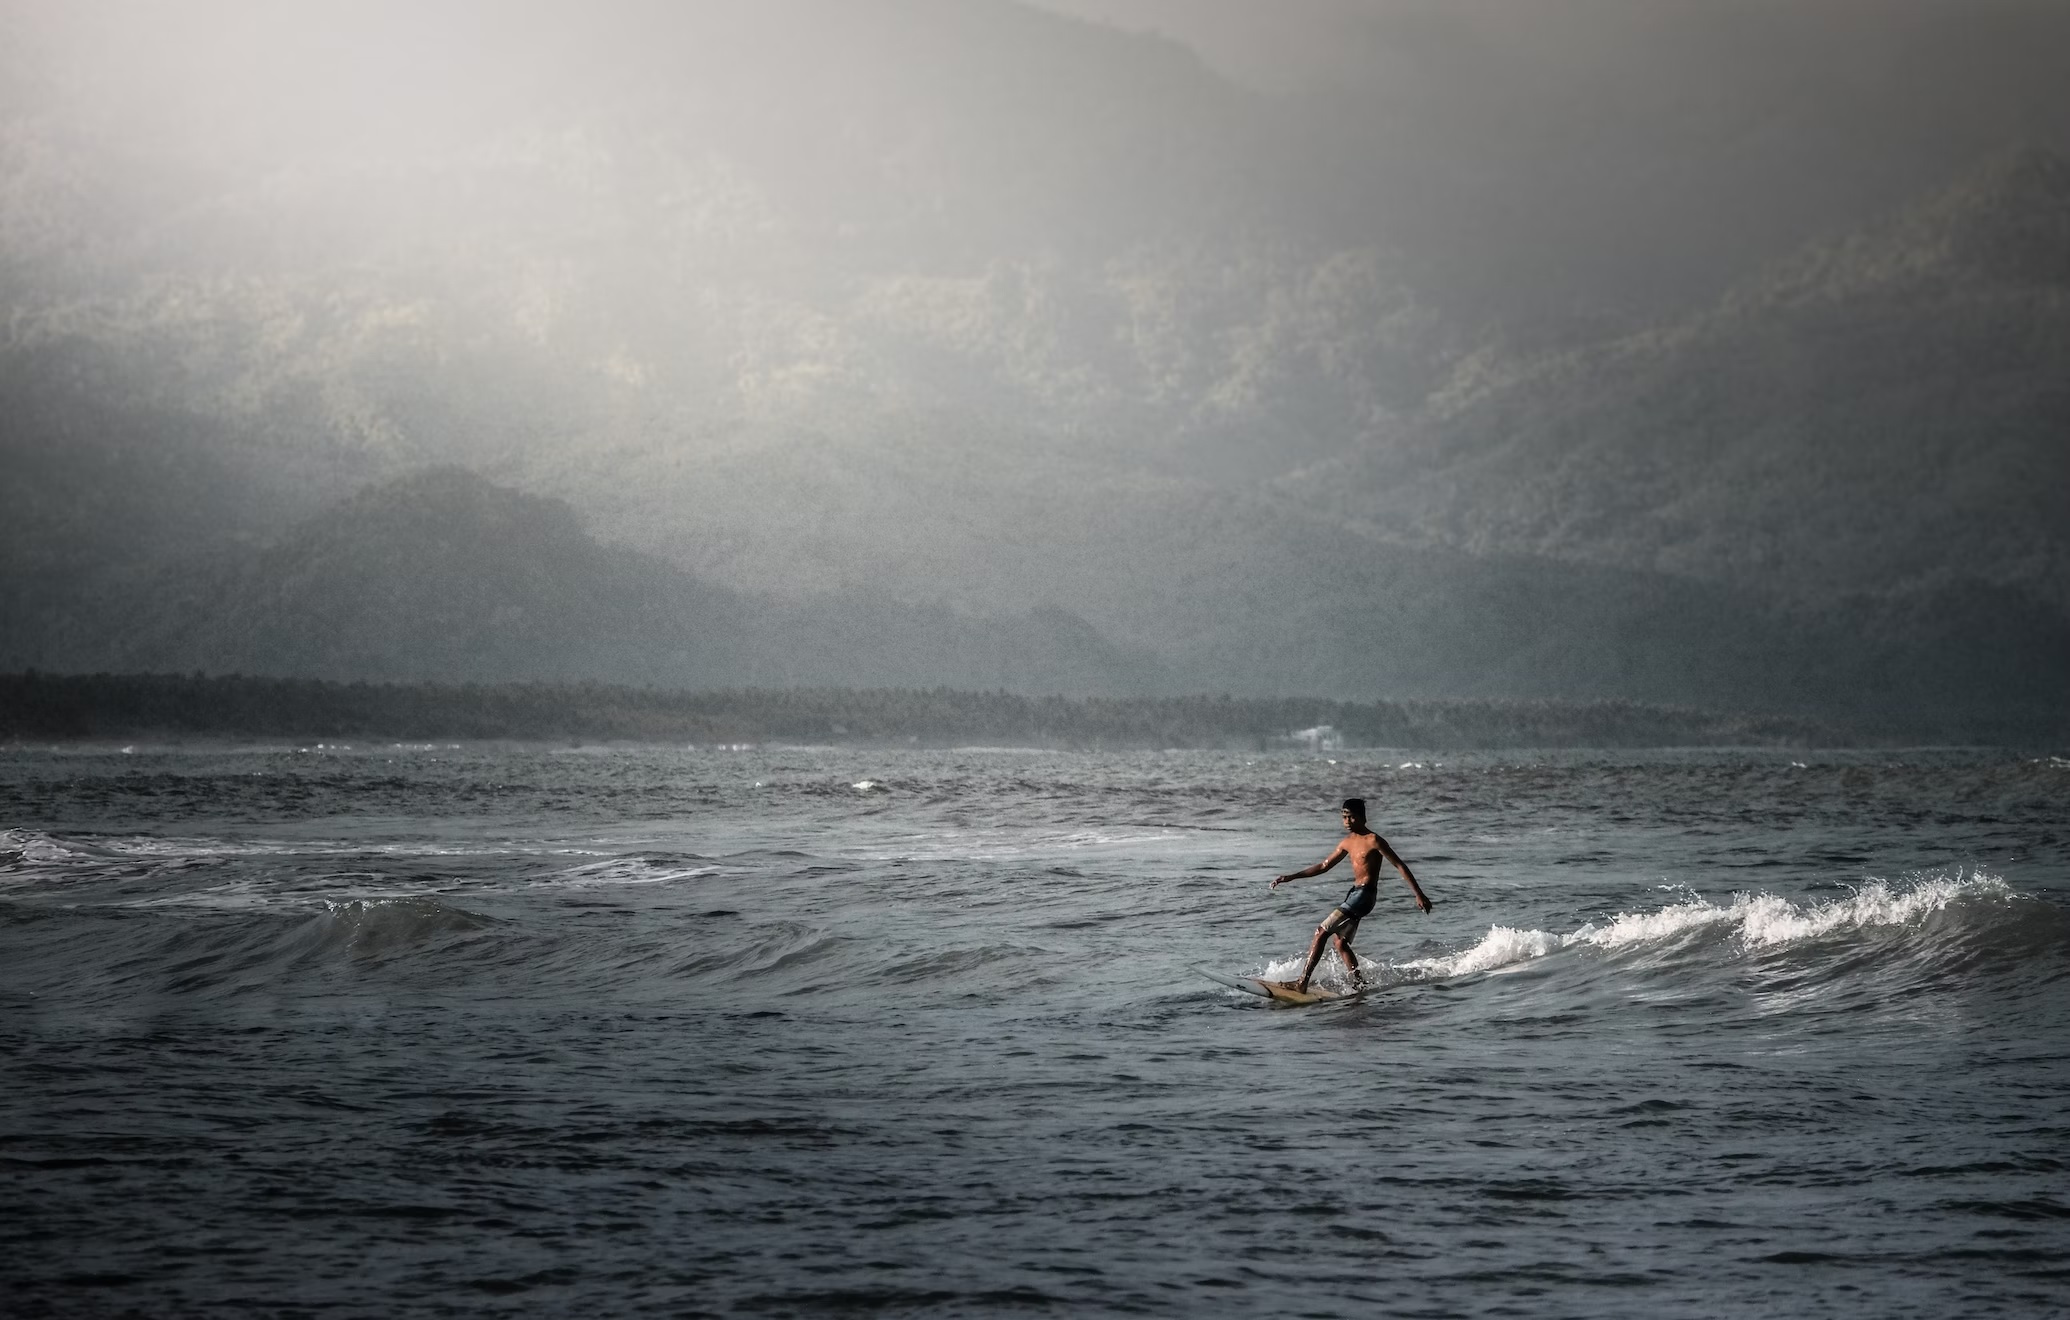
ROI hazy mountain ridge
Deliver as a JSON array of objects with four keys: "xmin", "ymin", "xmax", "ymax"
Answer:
[
  {"xmin": 0, "ymin": 0, "xmax": 1449, "ymax": 518},
  {"xmin": 1744, "ymin": 144, "xmax": 2070, "ymax": 305},
  {"xmin": 2, "ymin": 0, "xmax": 2064, "ymax": 730},
  {"xmin": 27, "ymin": 445, "xmax": 2043, "ymax": 731},
  {"xmin": 1034, "ymin": 0, "xmax": 2070, "ymax": 322},
  {"xmin": 1288, "ymin": 145, "xmax": 2070, "ymax": 615},
  {"xmin": 11, "ymin": 468, "xmax": 1164, "ymax": 695}
]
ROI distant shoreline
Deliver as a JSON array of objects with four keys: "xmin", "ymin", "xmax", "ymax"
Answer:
[{"xmin": 0, "ymin": 670, "xmax": 1908, "ymax": 750}]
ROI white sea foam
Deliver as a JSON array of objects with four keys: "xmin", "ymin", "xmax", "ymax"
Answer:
[
  {"xmin": 70, "ymin": 835, "xmax": 608, "ymax": 863},
  {"xmin": 124, "ymin": 873, "xmax": 449, "ymax": 911},
  {"xmin": 0, "ymin": 828, "xmax": 104, "ymax": 881},
  {"xmin": 124, "ymin": 886, "xmax": 306, "ymax": 912},
  {"xmin": 1399, "ymin": 872, "xmax": 2008, "ymax": 980},
  {"xmin": 1428, "ymin": 925, "xmax": 1567, "ymax": 976},
  {"xmin": 544, "ymin": 857, "xmax": 720, "ymax": 888},
  {"xmin": 2, "ymin": 827, "xmax": 82, "ymax": 862}
]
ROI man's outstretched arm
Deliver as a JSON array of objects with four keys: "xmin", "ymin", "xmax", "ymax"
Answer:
[
  {"xmin": 1270, "ymin": 847, "xmax": 1346, "ymax": 888},
  {"xmin": 1378, "ymin": 837, "xmax": 1432, "ymax": 912}
]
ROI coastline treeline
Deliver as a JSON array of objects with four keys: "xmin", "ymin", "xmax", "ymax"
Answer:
[{"xmin": 0, "ymin": 671, "xmax": 1851, "ymax": 749}]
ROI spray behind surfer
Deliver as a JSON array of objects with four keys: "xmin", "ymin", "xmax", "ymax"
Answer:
[{"xmin": 1270, "ymin": 797, "xmax": 1432, "ymax": 993}]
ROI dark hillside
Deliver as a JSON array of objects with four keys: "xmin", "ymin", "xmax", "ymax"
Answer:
[
  {"xmin": 1747, "ymin": 143, "xmax": 2070, "ymax": 299},
  {"xmin": 1289, "ymin": 146, "xmax": 2070, "ymax": 617},
  {"xmin": 90, "ymin": 468, "xmax": 751, "ymax": 684},
  {"xmin": 24, "ymin": 469, "xmax": 1163, "ymax": 696},
  {"xmin": 0, "ymin": 341, "xmax": 294, "ymax": 668}
]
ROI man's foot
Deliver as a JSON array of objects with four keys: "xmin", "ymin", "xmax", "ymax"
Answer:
[{"xmin": 1292, "ymin": 978, "xmax": 1310, "ymax": 993}]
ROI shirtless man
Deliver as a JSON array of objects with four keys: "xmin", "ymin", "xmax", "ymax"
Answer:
[{"xmin": 1270, "ymin": 798, "xmax": 1432, "ymax": 993}]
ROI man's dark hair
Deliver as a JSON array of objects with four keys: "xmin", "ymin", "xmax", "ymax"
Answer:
[{"xmin": 1342, "ymin": 798, "xmax": 1366, "ymax": 822}]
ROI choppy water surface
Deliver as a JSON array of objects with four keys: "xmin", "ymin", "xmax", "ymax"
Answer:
[{"xmin": 3, "ymin": 745, "xmax": 2067, "ymax": 1317}]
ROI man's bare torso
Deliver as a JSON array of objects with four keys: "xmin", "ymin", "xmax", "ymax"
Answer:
[{"xmin": 1339, "ymin": 829, "xmax": 1387, "ymax": 887}]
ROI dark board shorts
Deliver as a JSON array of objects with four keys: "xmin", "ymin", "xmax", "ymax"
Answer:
[{"xmin": 1333, "ymin": 883, "xmax": 1377, "ymax": 923}]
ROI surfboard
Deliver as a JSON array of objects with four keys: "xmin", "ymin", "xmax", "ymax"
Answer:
[{"xmin": 1195, "ymin": 967, "xmax": 1352, "ymax": 1004}]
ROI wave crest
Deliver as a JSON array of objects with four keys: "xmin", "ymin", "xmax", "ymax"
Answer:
[
  {"xmin": 309, "ymin": 896, "xmax": 493, "ymax": 956},
  {"xmin": 1402, "ymin": 871, "xmax": 2035, "ymax": 981}
]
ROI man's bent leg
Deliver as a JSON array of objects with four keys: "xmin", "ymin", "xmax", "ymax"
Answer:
[{"xmin": 1295, "ymin": 911, "xmax": 1349, "ymax": 991}]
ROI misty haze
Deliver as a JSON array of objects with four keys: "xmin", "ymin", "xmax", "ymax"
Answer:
[
  {"xmin": 3, "ymin": 0, "xmax": 2065, "ymax": 739},
  {"xmin": 4, "ymin": 4, "xmax": 2069, "ymax": 1317}
]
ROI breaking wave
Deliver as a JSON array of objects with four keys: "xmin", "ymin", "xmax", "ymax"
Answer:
[{"xmin": 1397, "ymin": 871, "xmax": 2052, "ymax": 981}]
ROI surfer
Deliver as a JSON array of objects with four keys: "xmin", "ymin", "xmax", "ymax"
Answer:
[{"xmin": 1270, "ymin": 798, "xmax": 1431, "ymax": 993}]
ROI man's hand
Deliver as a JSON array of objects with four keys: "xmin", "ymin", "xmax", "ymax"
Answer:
[
  {"xmin": 1415, "ymin": 893, "xmax": 1433, "ymax": 913},
  {"xmin": 1270, "ymin": 874, "xmax": 1290, "ymax": 888}
]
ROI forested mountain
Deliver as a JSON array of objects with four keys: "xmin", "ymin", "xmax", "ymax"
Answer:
[
  {"xmin": 18, "ymin": 461, "xmax": 2054, "ymax": 740},
  {"xmin": 10, "ymin": 469, "xmax": 1163, "ymax": 695},
  {"xmin": 1285, "ymin": 145, "xmax": 2070, "ymax": 614},
  {"xmin": 3, "ymin": 0, "xmax": 2064, "ymax": 735}
]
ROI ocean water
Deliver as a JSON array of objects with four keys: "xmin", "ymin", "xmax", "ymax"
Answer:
[{"xmin": 3, "ymin": 744, "xmax": 2067, "ymax": 1318}]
